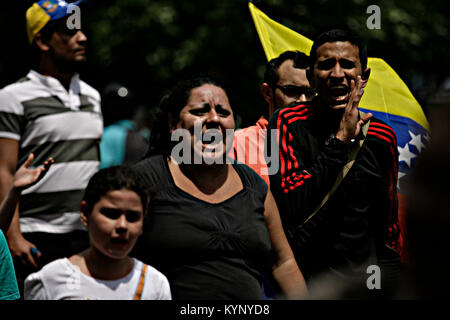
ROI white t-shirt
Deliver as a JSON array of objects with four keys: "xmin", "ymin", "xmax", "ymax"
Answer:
[{"xmin": 24, "ymin": 258, "xmax": 171, "ymax": 300}]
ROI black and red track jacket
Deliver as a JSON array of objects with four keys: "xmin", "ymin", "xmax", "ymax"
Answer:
[{"xmin": 266, "ymin": 100, "xmax": 400, "ymax": 282}]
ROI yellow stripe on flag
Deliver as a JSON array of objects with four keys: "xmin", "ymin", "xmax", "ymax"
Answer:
[
  {"xmin": 363, "ymin": 58, "xmax": 429, "ymax": 130},
  {"xmin": 249, "ymin": 2, "xmax": 312, "ymax": 61}
]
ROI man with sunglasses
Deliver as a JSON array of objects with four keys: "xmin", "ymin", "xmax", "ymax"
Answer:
[
  {"xmin": 267, "ymin": 29, "xmax": 401, "ymax": 297},
  {"xmin": 232, "ymin": 51, "xmax": 312, "ymax": 187},
  {"xmin": 0, "ymin": 0, "xmax": 102, "ymax": 295},
  {"xmin": 261, "ymin": 51, "xmax": 315, "ymax": 119}
]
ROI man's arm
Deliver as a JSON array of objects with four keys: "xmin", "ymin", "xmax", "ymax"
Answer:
[
  {"xmin": 0, "ymin": 186, "xmax": 20, "ymax": 233},
  {"xmin": 366, "ymin": 121, "xmax": 400, "ymax": 251},
  {"xmin": 0, "ymin": 138, "xmax": 19, "ymax": 229},
  {"xmin": 0, "ymin": 138, "xmax": 41, "ymax": 267},
  {"xmin": 264, "ymin": 190, "xmax": 308, "ymax": 299},
  {"xmin": 386, "ymin": 146, "xmax": 400, "ymax": 251}
]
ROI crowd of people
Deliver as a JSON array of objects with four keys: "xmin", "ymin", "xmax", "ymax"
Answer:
[{"xmin": 0, "ymin": 0, "xmax": 444, "ymax": 300}]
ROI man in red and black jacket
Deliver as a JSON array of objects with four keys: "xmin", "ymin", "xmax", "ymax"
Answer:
[{"xmin": 266, "ymin": 29, "xmax": 401, "ymax": 296}]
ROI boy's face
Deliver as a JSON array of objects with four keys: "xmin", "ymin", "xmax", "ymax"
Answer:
[{"xmin": 81, "ymin": 188, "xmax": 144, "ymax": 260}]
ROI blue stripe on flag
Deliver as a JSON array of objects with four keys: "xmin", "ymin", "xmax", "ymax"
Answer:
[{"xmin": 360, "ymin": 108, "xmax": 430, "ymax": 193}]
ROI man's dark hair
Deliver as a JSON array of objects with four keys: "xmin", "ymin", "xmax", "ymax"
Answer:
[
  {"xmin": 82, "ymin": 166, "xmax": 148, "ymax": 215},
  {"xmin": 309, "ymin": 29, "xmax": 368, "ymax": 71},
  {"xmin": 263, "ymin": 51, "xmax": 309, "ymax": 88}
]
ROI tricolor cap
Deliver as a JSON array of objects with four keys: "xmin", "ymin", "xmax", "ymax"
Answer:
[{"xmin": 26, "ymin": 0, "xmax": 85, "ymax": 45}]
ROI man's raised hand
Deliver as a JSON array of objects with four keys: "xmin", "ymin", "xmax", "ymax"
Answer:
[{"xmin": 336, "ymin": 72, "xmax": 373, "ymax": 143}]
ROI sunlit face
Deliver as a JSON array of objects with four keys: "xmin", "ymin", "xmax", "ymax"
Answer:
[
  {"xmin": 312, "ymin": 41, "xmax": 363, "ymax": 109},
  {"xmin": 274, "ymin": 59, "xmax": 312, "ymax": 109},
  {"xmin": 81, "ymin": 189, "xmax": 144, "ymax": 260},
  {"xmin": 173, "ymin": 84, "xmax": 235, "ymax": 163},
  {"xmin": 47, "ymin": 22, "xmax": 88, "ymax": 70}
]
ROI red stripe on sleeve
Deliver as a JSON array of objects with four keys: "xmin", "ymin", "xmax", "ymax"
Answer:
[
  {"xmin": 368, "ymin": 125, "xmax": 397, "ymax": 145},
  {"xmin": 370, "ymin": 122, "xmax": 397, "ymax": 144},
  {"xmin": 288, "ymin": 131, "xmax": 297, "ymax": 171},
  {"xmin": 367, "ymin": 130, "xmax": 396, "ymax": 161},
  {"xmin": 276, "ymin": 103, "xmax": 311, "ymax": 193},
  {"xmin": 284, "ymin": 107, "xmax": 309, "ymax": 119},
  {"xmin": 280, "ymin": 122, "xmax": 288, "ymax": 177},
  {"xmin": 287, "ymin": 115, "xmax": 311, "ymax": 124}
]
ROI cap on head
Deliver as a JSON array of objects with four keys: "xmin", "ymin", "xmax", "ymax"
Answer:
[{"xmin": 26, "ymin": 0, "xmax": 84, "ymax": 45}]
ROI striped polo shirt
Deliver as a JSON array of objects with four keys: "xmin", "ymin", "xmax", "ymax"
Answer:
[{"xmin": 0, "ymin": 70, "xmax": 103, "ymax": 234}]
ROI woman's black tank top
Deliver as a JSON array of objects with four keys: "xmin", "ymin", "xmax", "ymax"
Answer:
[{"xmin": 132, "ymin": 155, "xmax": 274, "ymax": 300}]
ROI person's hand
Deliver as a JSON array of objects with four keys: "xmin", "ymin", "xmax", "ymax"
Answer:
[
  {"xmin": 6, "ymin": 153, "xmax": 50, "ymax": 269},
  {"xmin": 8, "ymin": 232, "xmax": 41, "ymax": 269},
  {"xmin": 13, "ymin": 153, "xmax": 54, "ymax": 191},
  {"xmin": 335, "ymin": 73, "xmax": 373, "ymax": 143}
]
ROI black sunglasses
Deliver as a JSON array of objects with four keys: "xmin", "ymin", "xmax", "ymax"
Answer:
[{"xmin": 275, "ymin": 85, "xmax": 316, "ymax": 98}]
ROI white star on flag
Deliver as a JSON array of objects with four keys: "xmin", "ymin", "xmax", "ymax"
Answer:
[
  {"xmin": 398, "ymin": 143, "xmax": 416, "ymax": 168},
  {"xmin": 408, "ymin": 131, "xmax": 425, "ymax": 153}
]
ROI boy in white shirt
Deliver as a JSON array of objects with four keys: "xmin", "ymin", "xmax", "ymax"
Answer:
[{"xmin": 24, "ymin": 166, "xmax": 171, "ymax": 300}]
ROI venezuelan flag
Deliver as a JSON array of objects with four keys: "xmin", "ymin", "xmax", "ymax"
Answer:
[{"xmin": 249, "ymin": 2, "xmax": 430, "ymax": 263}]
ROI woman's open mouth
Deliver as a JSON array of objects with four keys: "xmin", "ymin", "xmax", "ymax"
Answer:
[{"xmin": 201, "ymin": 129, "xmax": 224, "ymax": 149}]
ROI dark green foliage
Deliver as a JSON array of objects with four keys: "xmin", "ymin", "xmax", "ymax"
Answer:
[{"xmin": 1, "ymin": 0, "xmax": 448, "ymax": 126}]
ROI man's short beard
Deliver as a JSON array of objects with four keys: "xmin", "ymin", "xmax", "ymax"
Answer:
[
  {"xmin": 57, "ymin": 58, "xmax": 86, "ymax": 74},
  {"xmin": 51, "ymin": 51, "xmax": 86, "ymax": 74}
]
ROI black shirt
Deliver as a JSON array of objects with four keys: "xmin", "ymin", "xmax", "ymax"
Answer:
[
  {"xmin": 266, "ymin": 101, "xmax": 400, "ymax": 283},
  {"xmin": 132, "ymin": 155, "xmax": 273, "ymax": 300}
]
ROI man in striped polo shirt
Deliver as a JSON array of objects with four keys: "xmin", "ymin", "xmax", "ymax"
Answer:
[
  {"xmin": 0, "ymin": 0, "xmax": 102, "ymax": 291},
  {"xmin": 267, "ymin": 29, "xmax": 401, "ymax": 297}
]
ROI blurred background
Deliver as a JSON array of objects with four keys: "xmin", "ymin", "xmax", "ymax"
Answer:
[{"xmin": 1, "ymin": 0, "xmax": 448, "ymax": 128}]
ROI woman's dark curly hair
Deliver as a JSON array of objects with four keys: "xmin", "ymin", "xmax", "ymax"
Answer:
[{"xmin": 146, "ymin": 76, "xmax": 224, "ymax": 158}]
